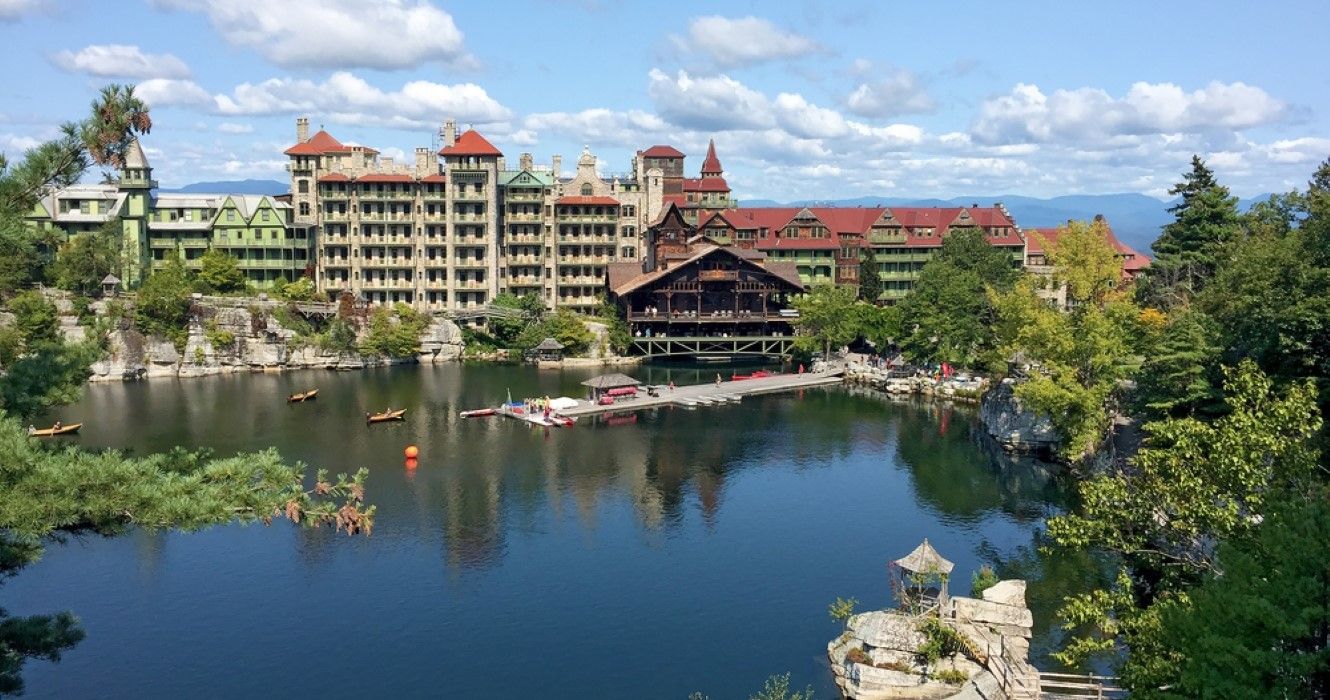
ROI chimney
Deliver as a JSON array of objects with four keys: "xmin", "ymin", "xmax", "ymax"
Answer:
[
  {"xmin": 552, "ymin": 155, "xmax": 562, "ymax": 178},
  {"xmin": 414, "ymin": 147, "xmax": 428, "ymax": 175},
  {"xmin": 296, "ymin": 117, "xmax": 309, "ymax": 143},
  {"xmin": 443, "ymin": 119, "xmax": 456, "ymax": 148},
  {"xmin": 381, "ymin": 156, "xmax": 395, "ymax": 171},
  {"xmin": 497, "ymin": 156, "xmax": 506, "ymax": 172},
  {"xmin": 519, "ymin": 152, "xmax": 533, "ymax": 170}
]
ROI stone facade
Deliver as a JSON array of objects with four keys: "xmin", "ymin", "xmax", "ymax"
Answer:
[{"xmin": 294, "ymin": 118, "xmax": 666, "ymax": 314}]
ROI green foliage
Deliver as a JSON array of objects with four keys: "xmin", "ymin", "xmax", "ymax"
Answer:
[
  {"xmin": 858, "ymin": 248, "xmax": 883, "ymax": 303},
  {"xmin": 1133, "ymin": 309, "xmax": 1222, "ymax": 419},
  {"xmin": 317, "ymin": 317, "xmax": 358, "ymax": 355},
  {"xmin": 854, "ymin": 302, "xmax": 901, "ymax": 350},
  {"xmin": 132, "ymin": 258, "xmax": 191, "ymax": 350},
  {"xmin": 828, "ymin": 596, "xmax": 858, "ymax": 623},
  {"xmin": 194, "ymin": 249, "xmax": 247, "ymax": 295},
  {"xmin": 0, "ymin": 607, "xmax": 84, "ymax": 696},
  {"xmin": 792, "ymin": 283, "xmax": 859, "ymax": 357},
  {"xmin": 70, "ymin": 296, "xmax": 94, "ymax": 328},
  {"xmin": 595, "ymin": 296, "xmax": 631, "ymax": 356},
  {"xmin": 0, "ymin": 222, "xmax": 41, "ymax": 296},
  {"xmin": 991, "ymin": 277, "xmax": 1138, "ymax": 457},
  {"xmin": 916, "ymin": 616, "xmax": 969, "ymax": 665},
  {"xmin": 516, "ymin": 308, "xmax": 594, "ymax": 356},
  {"xmin": 489, "ymin": 292, "xmax": 543, "ymax": 347},
  {"xmin": 52, "ymin": 220, "xmax": 120, "ymax": 296},
  {"xmin": 203, "ymin": 319, "xmax": 234, "ymax": 350},
  {"xmin": 1048, "ymin": 362, "xmax": 1322, "ymax": 683},
  {"xmin": 1139, "ymin": 156, "xmax": 1241, "ymax": 308},
  {"xmin": 6, "ymin": 292, "xmax": 58, "ymax": 348},
  {"xmin": 899, "ymin": 228, "xmax": 1018, "ymax": 368},
  {"xmin": 748, "ymin": 672, "xmax": 814, "ymax": 700},
  {"xmin": 0, "ymin": 340, "xmax": 96, "ymax": 420},
  {"xmin": 270, "ymin": 304, "xmax": 314, "ymax": 338},
  {"xmin": 1157, "ymin": 489, "xmax": 1330, "ymax": 698},
  {"xmin": 272, "ymin": 276, "xmax": 318, "ymax": 302},
  {"xmin": 933, "ymin": 669, "xmax": 969, "ymax": 685},
  {"xmin": 971, "ymin": 565, "xmax": 999, "ymax": 598},
  {"xmin": 357, "ymin": 304, "xmax": 429, "ymax": 358}
]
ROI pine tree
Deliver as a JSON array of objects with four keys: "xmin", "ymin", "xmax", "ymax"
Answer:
[
  {"xmin": 1134, "ymin": 310, "xmax": 1223, "ymax": 419},
  {"xmin": 1141, "ymin": 156, "xmax": 1240, "ymax": 308},
  {"xmin": 857, "ymin": 248, "xmax": 883, "ymax": 303}
]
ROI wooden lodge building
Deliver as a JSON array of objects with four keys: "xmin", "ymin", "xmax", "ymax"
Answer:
[{"xmin": 606, "ymin": 203, "xmax": 807, "ymax": 358}]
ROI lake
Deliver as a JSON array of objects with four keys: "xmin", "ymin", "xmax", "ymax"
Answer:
[{"xmin": 8, "ymin": 363, "xmax": 1095, "ymax": 698}]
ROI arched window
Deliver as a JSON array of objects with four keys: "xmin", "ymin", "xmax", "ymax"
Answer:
[{"xmin": 580, "ymin": 183, "xmax": 593, "ymax": 196}]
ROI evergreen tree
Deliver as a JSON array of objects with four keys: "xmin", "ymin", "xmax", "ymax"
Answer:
[
  {"xmin": 1134, "ymin": 309, "xmax": 1223, "ymax": 419},
  {"xmin": 52, "ymin": 219, "xmax": 120, "ymax": 295},
  {"xmin": 857, "ymin": 248, "xmax": 883, "ymax": 303},
  {"xmin": 1140, "ymin": 156, "xmax": 1240, "ymax": 308}
]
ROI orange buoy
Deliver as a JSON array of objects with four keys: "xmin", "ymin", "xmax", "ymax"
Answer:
[
  {"xmin": 404, "ymin": 445, "xmax": 419, "ymax": 459},
  {"xmin": 405, "ymin": 457, "xmax": 418, "ymax": 469}
]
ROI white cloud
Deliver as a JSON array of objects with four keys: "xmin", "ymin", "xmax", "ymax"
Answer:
[
  {"xmin": 1265, "ymin": 137, "xmax": 1330, "ymax": 164},
  {"xmin": 0, "ymin": 133, "xmax": 42, "ymax": 154},
  {"xmin": 669, "ymin": 15, "xmax": 819, "ymax": 68},
  {"xmin": 0, "ymin": 0, "xmax": 48, "ymax": 22},
  {"xmin": 972, "ymin": 81, "xmax": 1288, "ymax": 145},
  {"xmin": 52, "ymin": 44, "xmax": 191, "ymax": 79},
  {"xmin": 138, "ymin": 72, "xmax": 511, "ymax": 129},
  {"xmin": 647, "ymin": 69, "xmax": 774, "ymax": 131},
  {"xmin": 846, "ymin": 66, "xmax": 936, "ymax": 118},
  {"xmin": 773, "ymin": 93, "xmax": 848, "ymax": 139},
  {"xmin": 150, "ymin": 0, "xmax": 471, "ymax": 70},
  {"xmin": 216, "ymin": 122, "xmax": 253, "ymax": 134},
  {"xmin": 524, "ymin": 108, "xmax": 670, "ymax": 147}
]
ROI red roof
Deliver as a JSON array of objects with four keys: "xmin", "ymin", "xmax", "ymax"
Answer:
[
  {"xmin": 663, "ymin": 194, "xmax": 687, "ymax": 208},
  {"xmin": 555, "ymin": 196, "xmax": 620, "ymax": 206},
  {"xmin": 641, "ymin": 145, "xmax": 685, "ymax": 158},
  {"xmin": 700, "ymin": 139, "xmax": 722, "ymax": 175},
  {"xmin": 1027, "ymin": 223, "xmax": 1151, "ymax": 275},
  {"xmin": 683, "ymin": 176, "xmax": 730, "ymax": 193},
  {"xmin": 419, "ymin": 173, "xmax": 447, "ymax": 183},
  {"xmin": 356, "ymin": 173, "xmax": 414, "ymax": 183},
  {"xmin": 439, "ymin": 129, "xmax": 502, "ymax": 157},
  {"xmin": 285, "ymin": 129, "xmax": 346, "ymax": 156},
  {"xmin": 317, "ymin": 172, "xmax": 351, "ymax": 182}
]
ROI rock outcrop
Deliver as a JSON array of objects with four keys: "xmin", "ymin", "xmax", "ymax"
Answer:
[
  {"xmin": 978, "ymin": 380, "xmax": 1059, "ymax": 453},
  {"xmin": 87, "ymin": 300, "xmax": 463, "ymax": 382},
  {"xmin": 828, "ymin": 581, "xmax": 1040, "ymax": 699}
]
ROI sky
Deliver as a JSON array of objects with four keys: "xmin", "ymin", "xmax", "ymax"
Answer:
[{"xmin": 2, "ymin": 0, "xmax": 1328, "ymax": 201}]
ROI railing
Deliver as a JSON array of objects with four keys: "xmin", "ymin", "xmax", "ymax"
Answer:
[
  {"xmin": 627, "ymin": 312, "xmax": 795, "ymax": 323},
  {"xmin": 1036, "ymin": 673, "xmax": 1126, "ymax": 699}
]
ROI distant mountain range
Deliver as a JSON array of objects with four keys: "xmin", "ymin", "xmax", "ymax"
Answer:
[
  {"xmin": 158, "ymin": 179, "xmax": 289, "ymax": 196},
  {"xmin": 165, "ymin": 181, "xmax": 1271, "ymax": 255}
]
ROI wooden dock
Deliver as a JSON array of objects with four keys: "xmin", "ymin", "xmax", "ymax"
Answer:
[{"xmin": 552, "ymin": 370, "xmax": 844, "ymax": 419}]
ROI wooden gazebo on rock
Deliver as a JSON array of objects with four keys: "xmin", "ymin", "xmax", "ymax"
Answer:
[{"xmin": 891, "ymin": 538, "xmax": 955, "ymax": 613}]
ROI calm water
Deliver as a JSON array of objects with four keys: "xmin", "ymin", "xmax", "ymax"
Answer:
[{"xmin": 10, "ymin": 363, "xmax": 1096, "ymax": 699}]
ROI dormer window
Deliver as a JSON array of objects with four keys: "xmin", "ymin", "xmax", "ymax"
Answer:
[{"xmin": 580, "ymin": 183, "xmax": 593, "ymax": 196}]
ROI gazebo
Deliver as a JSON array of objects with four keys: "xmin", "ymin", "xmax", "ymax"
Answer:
[
  {"xmin": 533, "ymin": 337, "xmax": 565, "ymax": 362},
  {"xmin": 100, "ymin": 274, "xmax": 121, "ymax": 297},
  {"xmin": 580, "ymin": 373, "xmax": 641, "ymax": 402},
  {"xmin": 891, "ymin": 538, "xmax": 955, "ymax": 613}
]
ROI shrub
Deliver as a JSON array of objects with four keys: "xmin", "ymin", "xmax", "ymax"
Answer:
[
  {"xmin": 318, "ymin": 317, "xmax": 357, "ymax": 355},
  {"xmin": 845, "ymin": 647, "xmax": 871, "ymax": 665},
  {"xmin": 971, "ymin": 564, "xmax": 1000, "ymax": 598},
  {"xmin": 358, "ymin": 305, "xmax": 429, "ymax": 358},
  {"xmin": 203, "ymin": 319, "xmax": 235, "ymax": 350},
  {"xmin": 933, "ymin": 668, "xmax": 969, "ymax": 685},
  {"xmin": 828, "ymin": 596, "xmax": 858, "ymax": 623},
  {"xmin": 271, "ymin": 304, "xmax": 314, "ymax": 337},
  {"xmin": 134, "ymin": 259, "xmax": 192, "ymax": 350},
  {"xmin": 71, "ymin": 296, "xmax": 95, "ymax": 327},
  {"xmin": 876, "ymin": 660, "xmax": 913, "ymax": 673},
  {"xmin": 916, "ymin": 616, "xmax": 970, "ymax": 665}
]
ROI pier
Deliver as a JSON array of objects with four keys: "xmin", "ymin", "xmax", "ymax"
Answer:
[{"xmin": 494, "ymin": 369, "xmax": 845, "ymax": 423}]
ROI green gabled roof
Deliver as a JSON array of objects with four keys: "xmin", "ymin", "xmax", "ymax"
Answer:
[{"xmin": 498, "ymin": 169, "xmax": 555, "ymax": 187}]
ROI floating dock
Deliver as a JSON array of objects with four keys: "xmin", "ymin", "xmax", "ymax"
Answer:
[{"xmin": 550, "ymin": 370, "xmax": 843, "ymax": 420}]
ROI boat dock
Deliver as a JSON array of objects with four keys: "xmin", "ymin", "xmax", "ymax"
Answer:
[{"xmin": 555, "ymin": 369, "xmax": 844, "ymax": 419}]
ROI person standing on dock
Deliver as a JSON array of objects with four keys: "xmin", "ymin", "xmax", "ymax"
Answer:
[
  {"xmin": 715, "ymin": 373, "xmax": 721, "ymax": 387},
  {"xmin": 669, "ymin": 381, "xmax": 675, "ymax": 392}
]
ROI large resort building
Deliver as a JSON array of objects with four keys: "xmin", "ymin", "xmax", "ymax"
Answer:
[
  {"xmin": 25, "ymin": 139, "xmax": 312, "ymax": 286},
  {"xmin": 26, "ymin": 116, "xmax": 1148, "ymax": 316}
]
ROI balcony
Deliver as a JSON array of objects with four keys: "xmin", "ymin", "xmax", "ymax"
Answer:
[
  {"xmin": 626, "ymin": 311, "xmax": 795, "ymax": 323},
  {"xmin": 358, "ymin": 212, "xmax": 414, "ymax": 222},
  {"xmin": 506, "ymin": 192, "xmax": 544, "ymax": 202},
  {"xmin": 508, "ymin": 275, "xmax": 543, "ymax": 286},
  {"xmin": 322, "ymin": 211, "xmax": 350, "ymax": 222},
  {"xmin": 506, "ymin": 233, "xmax": 543, "ymax": 245},
  {"xmin": 453, "ymin": 259, "xmax": 488, "ymax": 269},
  {"xmin": 558, "ymin": 255, "xmax": 613, "ymax": 265},
  {"xmin": 454, "ymin": 279, "xmax": 489, "ymax": 290},
  {"xmin": 453, "ymin": 213, "xmax": 488, "ymax": 223},
  {"xmin": 506, "ymin": 255, "xmax": 541, "ymax": 265},
  {"xmin": 698, "ymin": 270, "xmax": 738, "ymax": 282},
  {"xmin": 505, "ymin": 212, "xmax": 542, "ymax": 222},
  {"xmin": 358, "ymin": 190, "xmax": 416, "ymax": 201},
  {"xmin": 361, "ymin": 279, "xmax": 416, "ymax": 290},
  {"xmin": 452, "ymin": 189, "xmax": 489, "ymax": 201},
  {"xmin": 557, "ymin": 277, "xmax": 603, "ymax": 286},
  {"xmin": 558, "ymin": 234, "xmax": 616, "ymax": 245},
  {"xmin": 360, "ymin": 258, "xmax": 415, "ymax": 269}
]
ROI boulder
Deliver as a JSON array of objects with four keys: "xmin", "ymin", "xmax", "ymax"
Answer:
[
  {"xmin": 980, "ymin": 580, "xmax": 1026, "ymax": 608},
  {"xmin": 978, "ymin": 380, "xmax": 1059, "ymax": 451},
  {"xmin": 951, "ymin": 597, "xmax": 1034, "ymax": 630}
]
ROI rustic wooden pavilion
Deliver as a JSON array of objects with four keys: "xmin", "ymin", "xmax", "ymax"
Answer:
[
  {"xmin": 606, "ymin": 203, "xmax": 807, "ymax": 358},
  {"xmin": 581, "ymin": 373, "xmax": 642, "ymax": 401},
  {"xmin": 892, "ymin": 538, "xmax": 955, "ymax": 612},
  {"xmin": 533, "ymin": 337, "xmax": 565, "ymax": 361}
]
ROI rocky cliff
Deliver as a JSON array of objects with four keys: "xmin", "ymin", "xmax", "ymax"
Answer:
[
  {"xmin": 978, "ymin": 380, "xmax": 1059, "ymax": 454},
  {"xmin": 85, "ymin": 300, "xmax": 462, "ymax": 382}
]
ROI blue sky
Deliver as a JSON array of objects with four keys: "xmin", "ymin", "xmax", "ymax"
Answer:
[{"xmin": 2, "ymin": 0, "xmax": 1328, "ymax": 200}]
